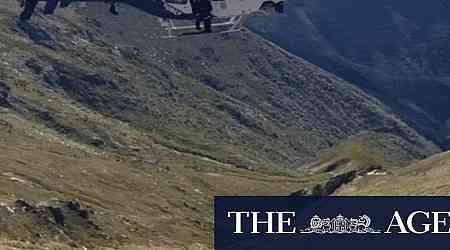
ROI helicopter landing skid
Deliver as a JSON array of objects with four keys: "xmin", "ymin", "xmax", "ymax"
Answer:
[{"xmin": 159, "ymin": 15, "xmax": 248, "ymax": 39}]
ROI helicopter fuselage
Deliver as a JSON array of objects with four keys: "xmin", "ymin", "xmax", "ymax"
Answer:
[
  {"xmin": 164, "ymin": 0, "xmax": 284, "ymax": 18},
  {"xmin": 20, "ymin": 0, "xmax": 283, "ymax": 21}
]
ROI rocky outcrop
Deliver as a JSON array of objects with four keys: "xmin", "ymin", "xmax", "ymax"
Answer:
[
  {"xmin": 292, "ymin": 165, "xmax": 388, "ymax": 196},
  {"xmin": 0, "ymin": 199, "xmax": 105, "ymax": 248},
  {"xmin": 311, "ymin": 171, "xmax": 358, "ymax": 196},
  {"xmin": 13, "ymin": 199, "xmax": 94, "ymax": 227},
  {"xmin": 290, "ymin": 188, "xmax": 311, "ymax": 196}
]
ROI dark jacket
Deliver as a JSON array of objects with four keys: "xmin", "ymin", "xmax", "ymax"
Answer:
[{"xmin": 191, "ymin": 0, "xmax": 212, "ymax": 14}]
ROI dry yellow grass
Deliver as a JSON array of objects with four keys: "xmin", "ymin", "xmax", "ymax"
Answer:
[
  {"xmin": 0, "ymin": 240, "xmax": 210, "ymax": 250},
  {"xmin": 337, "ymin": 151, "xmax": 450, "ymax": 195}
]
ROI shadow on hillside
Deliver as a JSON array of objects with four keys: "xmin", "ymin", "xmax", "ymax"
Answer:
[
  {"xmin": 71, "ymin": 0, "xmax": 194, "ymax": 20},
  {"xmin": 16, "ymin": 20, "xmax": 63, "ymax": 50}
]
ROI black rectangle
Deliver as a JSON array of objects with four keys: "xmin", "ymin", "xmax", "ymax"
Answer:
[{"xmin": 215, "ymin": 196, "xmax": 450, "ymax": 250}]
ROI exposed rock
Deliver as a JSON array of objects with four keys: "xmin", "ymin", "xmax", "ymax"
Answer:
[
  {"xmin": 289, "ymin": 188, "xmax": 311, "ymax": 196},
  {"xmin": 358, "ymin": 165, "xmax": 386, "ymax": 176},
  {"xmin": 311, "ymin": 171, "xmax": 358, "ymax": 196},
  {"xmin": 48, "ymin": 206, "xmax": 65, "ymax": 226},
  {"xmin": 66, "ymin": 200, "xmax": 90, "ymax": 220},
  {"xmin": 89, "ymin": 137, "xmax": 105, "ymax": 148},
  {"xmin": 0, "ymin": 198, "xmax": 117, "ymax": 248},
  {"xmin": 306, "ymin": 164, "xmax": 388, "ymax": 196},
  {"xmin": 0, "ymin": 119, "xmax": 12, "ymax": 133},
  {"xmin": 323, "ymin": 158, "xmax": 351, "ymax": 173},
  {"xmin": 10, "ymin": 199, "xmax": 99, "ymax": 233},
  {"xmin": 67, "ymin": 200, "xmax": 82, "ymax": 211},
  {"xmin": 14, "ymin": 199, "xmax": 34, "ymax": 212},
  {"xmin": 17, "ymin": 21, "xmax": 63, "ymax": 51},
  {"xmin": 25, "ymin": 58, "xmax": 44, "ymax": 75},
  {"xmin": 79, "ymin": 209, "xmax": 90, "ymax": 219}
]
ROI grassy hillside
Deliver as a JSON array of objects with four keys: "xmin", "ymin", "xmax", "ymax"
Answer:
[
  {"xmin": 0, "ymin": 110, "xmax": 321, "ymax": 248},
  {"xmin": 336, "ymin": 150, "xmax": 450, "ymax": 195},
  {"xmin": 0, "ymin": 0, "xmax": 443, "ymax": 249},
  {"xmin": 2, "ymin": 1, "xmax": 439, "ymax": 168}
]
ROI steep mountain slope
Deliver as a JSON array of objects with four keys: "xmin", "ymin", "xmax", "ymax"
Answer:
[
  {"xmin": 9, "ymin": 1, "xmax": 439, "ymax": 167},
  {"xmin": 0, "ymin": 0, "xmax": 442, "ymax": 249},
  {"xmin": 248, "ymin": 0, "xmax": 450, "ymax": 148}
]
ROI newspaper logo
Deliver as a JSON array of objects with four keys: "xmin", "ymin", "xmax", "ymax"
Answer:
[{"xmin": 300, "ymin": 214, "xmax": 381, "ymax": 234}]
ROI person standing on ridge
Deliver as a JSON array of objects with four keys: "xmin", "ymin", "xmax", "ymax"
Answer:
[
  {"xmin": 19, "ymin": 0, "xmax": 117, "ymax": 21},
  {"xmin": 19, "ymin": 0, "xmax": 39, "ymax": 20},
  {"xmin": 190, "ymin": 0, "xmax": 213, "ymax": 33},
  {"xmin": 18, "ymin": 0, "xmax": 64, "ymax": 20},
  {"xmin": 43, "ymin": 0, "xmax": 59, "ymax": 14}
]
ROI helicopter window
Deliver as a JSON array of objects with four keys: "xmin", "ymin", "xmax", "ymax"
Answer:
[{"xmin": 166, "ymin": 0, "xmax": 188, "ymax": 4}]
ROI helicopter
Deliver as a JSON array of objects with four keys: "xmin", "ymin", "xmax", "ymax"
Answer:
[{"xmin": 19, "ymin": 0, "xmax": 284, "ymax": 38}]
